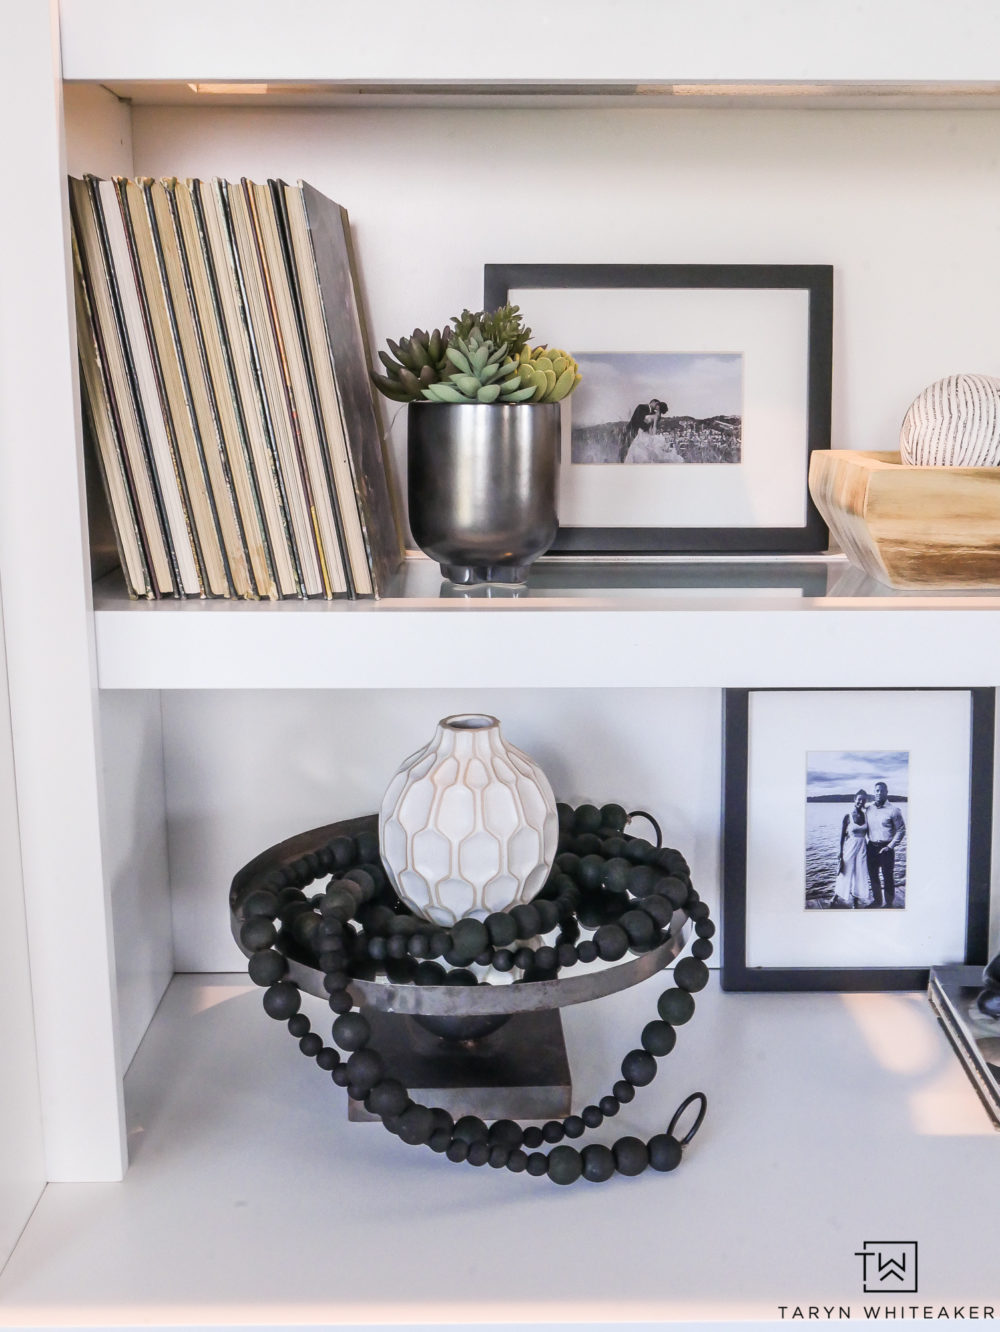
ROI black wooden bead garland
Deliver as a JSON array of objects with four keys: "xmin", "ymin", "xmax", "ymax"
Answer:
[{"xmin": 240, "ymin": 802, "xmax": 712, "ymax": 1185}]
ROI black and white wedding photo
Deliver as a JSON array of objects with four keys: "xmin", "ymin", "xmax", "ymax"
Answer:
[
  {"xmin": 805, "ymin": 750, "xmax": 908, "ymax": 910},
  {"xmin": 570, "ymin": 351, "xmax": 743, "ymax": 465}
]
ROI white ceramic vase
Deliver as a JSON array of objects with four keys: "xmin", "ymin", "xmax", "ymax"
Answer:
[{"xmin": 378, "ymin": 713, "xmax": 559, "ymax": 927}]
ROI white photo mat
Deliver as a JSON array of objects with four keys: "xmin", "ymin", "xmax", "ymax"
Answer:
[
  {"xmin": 507, "ymin": 285, "xmax": 811, "ymax": 530},
  {"xmin": 745, "ymin": 689, "xmax": 973, "ymax": 970}
]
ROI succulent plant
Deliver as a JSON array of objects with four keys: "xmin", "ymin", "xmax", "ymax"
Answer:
[
  {"xmin": 452, "ymin": 303, "xmax": 532, "ymax": 357},
  {"xmin": 370, "ymin": 306, "xmax": 581, "ymax": 406},
  {"xmin": 512, "ymin": 346, "xmax": 582, "ymax": 402},
  {"xmin": 422, "ymin": 330, "xmax": 537, "ymax": 404},
  {"xmin": 369, "ymin": 326, "xmax": 452, "ymax": 402}
]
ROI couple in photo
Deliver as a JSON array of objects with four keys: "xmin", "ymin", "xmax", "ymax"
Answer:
[{"xmin": 834, "ymin": 782, "xmax": 906, "ymax": 909}]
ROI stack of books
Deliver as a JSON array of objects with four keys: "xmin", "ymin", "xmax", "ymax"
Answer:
[
  {"xmin": 928, "ymin": 964, "xmax": 1000, "ymax": 1129},
  {"xmin": 70, "ymin": 175, "xmax": 403, "ymax": 599}
]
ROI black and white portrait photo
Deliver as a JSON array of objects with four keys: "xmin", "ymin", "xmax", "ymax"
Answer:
[
  {"xmin": 570, "ymin": 351, "xmax": 743, "ymax": 466},
  {"xmin": 805, "ymin": 750, "xmax": 908, "ymax": 910}
]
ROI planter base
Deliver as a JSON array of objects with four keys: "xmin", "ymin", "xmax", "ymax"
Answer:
[{"xmin": 442, "ymin": 561, "xmax": 531, "ymax": 585}]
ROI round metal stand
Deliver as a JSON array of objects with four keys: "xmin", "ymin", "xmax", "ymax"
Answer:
[{"xmin": 231, "ymin": 814, "xmax": 690, "ymax": 1121}]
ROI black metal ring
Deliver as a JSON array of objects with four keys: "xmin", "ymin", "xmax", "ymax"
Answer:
[
  {"xmin": 667, "ymin": 1091, "xmax": 708, "ymax": 1147},
  {"xmin": 626, "ymin": 809, "xmax": 662, "ymax": 849}
]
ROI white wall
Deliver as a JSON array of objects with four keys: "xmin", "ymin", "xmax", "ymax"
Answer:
[
  {"xmin": 163, "ymin": 688, "xmax": 721, "ymax": 970},
  {"xmin": 129, "ymin": 105, "xmax": 1000, "ymax": 514}
]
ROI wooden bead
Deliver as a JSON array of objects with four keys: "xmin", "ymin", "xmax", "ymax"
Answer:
[
  {"xmin": 488, "ymin": 1145, "xmax": 510, "ymax": 1169},
  {"xmin": 547, "ymin": 1145, "xmax": 583, "ymax": 1185},
  {"xmin": 692, "ymin": 939, "xmax": 714, "ymax": 960},
  {"xmin": 453, "ymin": 1115, "xmax": 488, "ymax": 1145},
  {"xmin": 598, "ymin": 1096, "xmax": 620, "ymax": 1118},
  {"xmin": 397, "ymin": 1104, "xmax": 435, "ymax": 1145},
  {"xmin": 582, "ymin": 1104, "xmax": 604, "ymax": 1128},
  {"xmin": 287, "ymin": 1013, "xmax": 310, "ymax": 1038},
  {"xmin": 344, "ymin": 1049, "xmax": 383, "ymax": 1092},
  {"xmin": 621, "ymin": 909, "xmax": 656, "ymax": 948},
  {"xmin": 315, "ymin": 1047, "xmax": 339, "ymax": 1071},
  {"xmin": 612, "ymin": 1079, "xmax": 635, "ymax": 1104},
  {"xmin": 506, "ymin": 1149, "xmax": 528, "ymax": 1173},
  {"xmin": 299, "ymin": 1033, "xmax": 322, "ymax": 1057},
  {"xmin": 563, "ymin": 1115, "xmax": 585, "ymax": 1138},
  {"xmin": 466, "ymin": 1141, "xmax": 490, "ymax": 1167},
  {"xmin": 522, "ymin": 1125, "xmax": 544, "ymax": 1148},
  {"xmin": 542, "ymin": 1120, "xmax": 564, "ymax": 1144},
  {"xmin": 573, "ymin": 804, "xmax": 602, "ymax": 833},
  {"xmin": 242, "ymin": 889, "xmax": 279, "ymax": 919},
  {"xmin": 641, "ymin": 1020, "xmax": 677, "ymax": 1057},
  {"xmin": 581, "ymin": 1144, "xmax": 615, "ymax": 1182},
  {"xmin": 622, "ymin": 1049, "xmax": 657, "ymax": 1086},
  {"xmin": 594, "ymin": 924, "xmax": 628, "ymax": 962},
  {"xmin": 332, "ymin": 1013, "xmax": 370, "ymax": 1051},
  {"xmin": 600, "ymin": 858, "xmax": 631, "ymax": 894},
  {"xmin": 613, "ymin": 1136, "xmax": 649, "ymax": 1176},
  {"xmin": 648, "ymin": 1133, "xmax": 683, "ymax": 1172},
  {"xmin": 599, "ymin": 803, "xmax": 628, "ymax": 832},
  {"xmin": 526, "ymin": 1152, "xmax": 548, "ymax": 1176},
  {"xmin": 248, "ymin": 950, "xmax": 285, "ymax": 987},
  {"xmin": 675, "ymin": 957, "xmax": 710, "ymax": 993},
  {"xmin": 262, "ymin": 982, "xmax": 300, "ymax": 1020},
  {"xmin": 240, "ymin": 917, "xmax": 277, "ymax": 952},
  {"xmin": 488, "ymin": 1119, "xmax": 524, "ymax": 1148},
  {"xmin": 486, "ymin": 912, "xmax": 517, "ymax": 947},
  {"xmin": 657, "ymin": 986, "xmax": 696, "ymax": 1025}
]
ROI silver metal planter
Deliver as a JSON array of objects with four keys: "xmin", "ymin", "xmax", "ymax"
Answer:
[{"xmin": 407, "ymin": 402, "xmax": 560, "ymax": 584}]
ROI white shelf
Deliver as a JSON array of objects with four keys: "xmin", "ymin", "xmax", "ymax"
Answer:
[
  {"xmin": 59, "ymin": 0, "xmax": 1000, "ymax": 88},
  {"xmin": 0, "ymin": 972, "xmax": 995, "ymax": 1328},
  {"xmin": 93, "ymin": 559, "xmax": 1000, "ymax": 691}
]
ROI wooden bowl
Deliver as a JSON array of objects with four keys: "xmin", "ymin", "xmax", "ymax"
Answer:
[{"xmin": 809, "ymin": 450, "xmax": 1000, "ymax": 589}]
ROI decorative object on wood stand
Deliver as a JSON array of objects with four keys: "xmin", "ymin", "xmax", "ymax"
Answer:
[
  {"xmin": 379, "ymin": 713, "xmax": 558, "ymax": 926},
  {"xmin": 231, "ymin": 799, "xmax": 712, "ymax": 1185},
  {"xmin": 370, "ymin": 305, "xmax": 579, "ymax": 583},
  {"xmin": 810, "ymin": 372, "xmax": 1000, "ymax": 588}
]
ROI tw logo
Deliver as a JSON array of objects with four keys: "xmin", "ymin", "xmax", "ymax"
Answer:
[{"xmin": 855, "ymin": 1241, "xmax": 919, "ymax": 1294}]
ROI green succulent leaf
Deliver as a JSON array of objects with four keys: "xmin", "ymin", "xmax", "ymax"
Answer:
[
  {"xmin": 549, "ymin": 366, "xmax": 578, "ymax": 401},
  {"xmin": 423, "ymin": 382, "xmax": 471, "ymax": 403},
  {"xmin": 446, "ymin": 347, "xmax": 473, "ymax": 375},
  {"xmin": 476, "ymin": 383, "xmax": 502, "ymax": 403},
  {"xmin": 500, "ymin": 384, "xmax": 539, "ymax": 403}
]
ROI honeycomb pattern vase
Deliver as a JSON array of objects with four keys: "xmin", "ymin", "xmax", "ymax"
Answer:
[{"xmin": 378, "ymin": 713, "xmax": 559, "ymax": 926}]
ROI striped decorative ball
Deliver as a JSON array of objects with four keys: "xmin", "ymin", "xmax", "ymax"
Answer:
[{"xmin": 900, "ymin": 374, "xmax": 1000, "ymax": 467}]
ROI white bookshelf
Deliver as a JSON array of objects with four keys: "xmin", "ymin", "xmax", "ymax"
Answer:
[{"xmin": 2, "ymin": 1, "xmax": 1000, "ymax": 1322}]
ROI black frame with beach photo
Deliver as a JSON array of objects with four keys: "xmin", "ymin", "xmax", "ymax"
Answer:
[
  {"xmin": 721, "ymin": 687, "xmax": 994, "ymax": 992},
  {"xmin": 483, "ymin": 263, "xmax": 832, "ymax": 556}
]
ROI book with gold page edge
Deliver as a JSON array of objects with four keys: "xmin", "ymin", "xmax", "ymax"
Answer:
[
  {"xmin": 148, "ymin": 178, "xmax": 257, "ymax": 599},
  {"xmin": 72, "ymin": 236, "xmax": 154, "ymax": 599},
  {"xmin": 70, "ymin": 176, "xmax": 177, "ymax": 596},
  {"xmin": 170, "ymin": 178, "xmax": 278, "ymax": 600},
  {"xmin": 281, "ymin": 181, "xmax": 372, "ymax": 596},
  {"xmin": 247, "ymin": 178, "xmax": 348, "ymax": 597},
  {"xmin": 117, "ymin": 176, "xmax": 230, "ymax": 597},
  {"xmin": 198, "ymin": 178, "xmax": 301, "ymax": 597},
  {"xmin": 91, "ymin": 176, "xmax": 203, "ymax": 595},
  {"xmin": 229, "ymin": 179, "xmax": 324, "ymax": 597}
]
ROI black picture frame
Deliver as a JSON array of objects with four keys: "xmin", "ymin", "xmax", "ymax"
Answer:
[
  {"xmin": 484, "ymin": 263, "xmax": 833, "ymax": 557},
  {"xmin": 721, "ymin": 687, "xmax": 994, "ymax": 992}
]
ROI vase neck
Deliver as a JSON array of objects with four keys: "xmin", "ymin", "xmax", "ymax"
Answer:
[{"xmin": 435, "ymin": 713, "xmax": 501, "ymax": 758}]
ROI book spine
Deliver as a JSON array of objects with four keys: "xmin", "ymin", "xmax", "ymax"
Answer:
[
  {"xmin": 72, "ymin": 234, "xmax": 154, "ymax": 599},
  {"xmin": 238, "ymin": 178, "xmax": 325, "ymax": 597},
  {"xmin": 77, "ymin": 175, "xmax": 184, "ymax": 595},
  {"xmin": 212, "ymin": 178, "xmax": 303, "ymax": 597},
  {"xmin": 97, "ymin": 176, "xmax": 204, "ymax": 596},
  {"xmin": 124, "ymin": 176, "xmax": 230, "ymax": 597},
  {"xmin": 271, "ymin": 179, "xmax": 355, "ymax": 600},
  {"xmin": 154, "ymin": 178, "xmax": 256, "ymax": 600}
]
